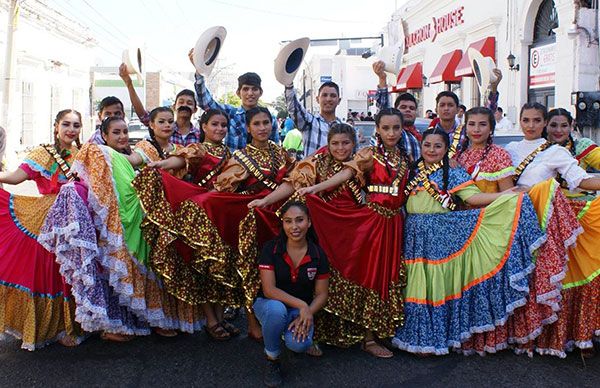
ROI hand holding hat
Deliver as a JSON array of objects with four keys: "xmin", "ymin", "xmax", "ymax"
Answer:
[
  {"xmin": 467, "ymin": 47, "xmax": 499, "ymax": 96},
  {"xmin": 122, "ymin": 47, "xmax": 143, "ymax": 83},
  {"xmin": 192, "ymin": 26, "xmax": 227, "ymax": 76},
  {"xmin": 274, "ymin": 37, "xmax": 310, "ymax": 87}
]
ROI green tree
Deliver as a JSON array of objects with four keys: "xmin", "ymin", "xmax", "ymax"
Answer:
[
  {"xmin": 272, "ymin": 93, "xmax": 288, "ymax": 119},
  {"xmin": 217, "ymin": 92, "xmax": 241, "ymax": 107}
]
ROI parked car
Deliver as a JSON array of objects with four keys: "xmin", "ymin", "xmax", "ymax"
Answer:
[
  {"xmin": 414, "ymin": 117, "xmax": 432, "ymax": 133},
  {"xmin": 353, "ymin": 121, "xmax": 376, "ymax": 149},
  {"xmin": 493, "ymin": 132, "xmax": 524, "ymax": 149},
  {"xmin": 128, "ymin": 120, "xmax": 148, "ymax": 146}
]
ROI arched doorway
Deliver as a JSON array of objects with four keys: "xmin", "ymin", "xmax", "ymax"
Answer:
[{"xmin": 527, "ymin": 0, "xmax": 558, "ymax": 107}]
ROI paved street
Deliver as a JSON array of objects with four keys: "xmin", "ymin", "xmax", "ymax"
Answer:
[{"xmin": 1, "ymin": 315, "xmax": 599, "ymax": 388}]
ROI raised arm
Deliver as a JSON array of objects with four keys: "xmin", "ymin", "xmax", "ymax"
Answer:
[
  {"xmin": 285, "ymin": 86, "xmax": 316, "ymax": 133},
  {"xmin": 372, "ymin": 60, "xmax": 391, "ymax": 112},
  {"xmin": 119, "ymin": 63, "xmax": 147, "ymax": 121}
]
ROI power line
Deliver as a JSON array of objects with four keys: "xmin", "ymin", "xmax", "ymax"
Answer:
[{"xmin": 208, "ymin": 0, "xmax": 369, "ymax": 24}]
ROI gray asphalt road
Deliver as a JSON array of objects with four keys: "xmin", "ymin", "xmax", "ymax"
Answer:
[{"xmin": 1, "ymin": 319, "xmax": 599, "ymax": 388}]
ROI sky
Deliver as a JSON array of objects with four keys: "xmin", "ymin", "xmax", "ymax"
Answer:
[{"xmin": 55, "ymin": 0, "xmax": 403, "ymax": 101}]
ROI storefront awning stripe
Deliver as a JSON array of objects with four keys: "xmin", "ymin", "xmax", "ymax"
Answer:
[
  {"xmin": 395, "ymin": 62, "xmax": 423, "ymax": 91},
  {"xmin": 430, "ymin": 49, "xmax": 463, "ymax": 84},
  {"xmin": 455, "ymin": 37, "xmax": 496, "ymax": 77}
]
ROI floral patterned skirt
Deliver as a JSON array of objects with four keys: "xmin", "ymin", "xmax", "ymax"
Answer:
[
  {"xmin": 0, "ymin": 188, "xmax": 84, "ymax": 350},
  {"xmin": 394, "ymin": 194, "xmax": 544, "ymax": 355}
]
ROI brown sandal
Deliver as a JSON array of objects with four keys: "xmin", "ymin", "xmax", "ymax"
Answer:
[
  {"xmin": 361, "ymin": 340, "xmax": 393, "ymax": 358},
  {"xmin": 58, "ymin": 336, "xmax": 79, "ymax": 347},
  {"xmin": 100, "ymin": 332, "xmax": 134, "ymax": 342},
  {"xmin": 306, "ymin": 343, "xmax": 323, "ymax": 357},
  {"xmin": 206, "ymin": 323, "xmax": 231, "ymax": 341},
  {"xmin": 154, "ymin": 328, "xmax": 178, "ymax": 337},
  {"xmin": 220, "ymin": 321, "xmax": 241, "ymax": 337}
]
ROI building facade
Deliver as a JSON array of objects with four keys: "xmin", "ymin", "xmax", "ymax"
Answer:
[
  {"xmin": 0, "ymin": 0, "xmax": 97, "ymax": 166},
  {"xmin": 385, "ymin": 0, "xmax": 599, "ymax": 138}
]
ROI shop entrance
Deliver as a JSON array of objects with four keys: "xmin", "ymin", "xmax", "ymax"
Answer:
[{"xmin": 527, "ymin": 0, "xmax": 558, "ymax": 105}]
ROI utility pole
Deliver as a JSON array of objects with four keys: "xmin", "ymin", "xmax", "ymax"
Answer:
[{"xmin": 1, "ymin": 0, "xmax": 20, "ymax": 163}]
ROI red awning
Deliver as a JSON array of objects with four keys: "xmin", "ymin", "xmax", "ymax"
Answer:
[
  {"xmin": 455, "ymin": 37, "xmax": 496, "ymax": 77},
  {"xmin": 395, "ymin": 62, "xmax": 423, "ymax": 91},
  {"xmin": 429, "ymin": 50, "xmax": 463, "ymax": 84},
  {"xmin": 390, "ymin": 68, "xmax": 406, "ymax": 93}
]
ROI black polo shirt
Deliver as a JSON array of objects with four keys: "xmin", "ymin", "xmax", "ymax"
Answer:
[{"xmin": 257, "ymin": 238, "xmax": 330, "ymax": 305}]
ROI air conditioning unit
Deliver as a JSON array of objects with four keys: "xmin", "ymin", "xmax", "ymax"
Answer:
[{"xmin": 572, "ymin": 91, "xmax": 600, "ymax": 128}]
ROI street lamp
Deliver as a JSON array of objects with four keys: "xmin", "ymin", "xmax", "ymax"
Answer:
[
  {"xmin": 507, "ymin": 53, "xmax": 520, "ymax": 71},
  {"xmin": 422, "ymin": 75, "xmax": 429, "ymax": 87}
]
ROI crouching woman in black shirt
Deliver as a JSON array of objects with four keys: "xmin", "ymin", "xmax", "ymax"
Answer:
[{"xmin": 254, "ymin": 201, "xmax": 329, "ymax": 387}]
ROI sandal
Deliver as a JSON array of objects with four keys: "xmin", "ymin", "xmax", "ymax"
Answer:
[
  {"xmin": 220, "ymin": 321, "xmax": 241, "ymax": 337},
  {"xmin": 58, "ymin": 336, "xmax": 79, "ymax": 347},
  {"xmin": 306, "ymin": 343, "xmax": 323, "ymax": 357},
  {"xmin": 581, "ymin": 348, "xmax": 595, "ymax": 359},
  {"xmin": 361, "ymin": 340, "xmax": 393, "ymax": 359},
  {"xmin": 100, "ymin": 332, "xmax": 134, "ymax": 342},
  {"xmin": 154, "ymin": 328, "xmax": 178, "ymax": 338},
  {"xmin": 205, "ymin": 323, "xmax": 231, "ymax": 341}
]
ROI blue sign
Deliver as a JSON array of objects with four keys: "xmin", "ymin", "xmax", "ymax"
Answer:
[{"xmin": 320, "ymin": 75, "xmax": 332, "ymax": 83}]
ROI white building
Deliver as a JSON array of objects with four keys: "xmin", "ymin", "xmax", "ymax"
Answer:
[
  {"xmin": 0, "ymin": 0, "xmax": 97, "ymax": 166},
  {"xmin": 383, "ymin": 0, "xmax": 600, "ymax": 138},
  {"xmin": 299, "ymin": 53, "xmax": 376, "ymax": 119}
]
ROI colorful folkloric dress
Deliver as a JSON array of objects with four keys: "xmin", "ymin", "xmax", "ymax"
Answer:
[
  {"xmin": 0, "ymin": 145, "xmax": 85, "ymax": 349},
  {"xmin": 298, "ymin": 146, "xmax": 410, "ymax": 346},
  {"xmin": 392, "ymin": 163, "xmax": 544, "ymax": 355},
  {"xmin": 176, "ymin": 141, "xmax": 295, "ymax": 310},
  {"xmin": 42, "ymin": 142, "xmax": 203, "ymax": 333},
  {"xmin": 567, "ymin": 137, "xmax": 600, "ymax": 172},
  {"xmin": 455, "ymin": 144, "xmax": 515, "ymax": 193},
  {"xmin": 133, "ymin": 142, "xmax": 234, "ymax": 305},
  {"xmin": 456, "ymin": 140, "xmax": 583, "ymax": 355},
  {"xmin": 515, "ymin": 138, "xmax": 600, "ymax": 357}
]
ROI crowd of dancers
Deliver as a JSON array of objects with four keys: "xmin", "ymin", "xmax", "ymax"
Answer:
[{"xmin": 0, "ymin": 48, "xmax": 599, "ymax": 387}]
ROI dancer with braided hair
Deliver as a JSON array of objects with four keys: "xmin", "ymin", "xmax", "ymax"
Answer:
[
  {"xmin": 0, "ymin": 109, "xmax": 85, "ymax": 349},
  {"xmin": 392, "ymin": 128, "xmax": 543, "ymax": 356}
]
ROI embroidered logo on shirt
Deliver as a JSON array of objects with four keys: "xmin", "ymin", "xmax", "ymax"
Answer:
[{"xmin": 307, "ymin": 268, "xmax": 317, "ymax": 280}]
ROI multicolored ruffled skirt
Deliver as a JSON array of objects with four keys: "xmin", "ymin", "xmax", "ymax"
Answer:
[
  {"xmin": 44, "ymin": 144, "xmax": 203, "ymax": 333},
  {"xmin": 461, "ymin": 179, "xmax": 582, "ymax": 355},
  {"xmin": 0, "ymin": 188, "xmax": 84, "ymax": 350},
  {"xmin": 393, "ymin": 194, "xmax": 544, "ymax": 355},
  {"xmin": 531, "ymin": 194, "xmax": 600, "ymax": 357}
]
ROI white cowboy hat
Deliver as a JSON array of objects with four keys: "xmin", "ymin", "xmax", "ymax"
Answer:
[
  {"xmin": 122, "ymin": 47, "xmax": 143, "ymax": 83},
  {"xmin": 467, "ymin": 47, "xmax": 498, "ymax": 95},
  {"xmin": 274, "ymin": 37, "xmax": 310, "ymax": 86},
  {"xmin": 193, "ymin": 26, "xmax": 227, "ymax": 76},
  {"xmin": 377, "ymin": 40, "xmax": 404, "ymax": 74}
]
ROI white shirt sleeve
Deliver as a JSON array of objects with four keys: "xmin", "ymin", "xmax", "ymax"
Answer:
[{"xmin": 546, "ymin": 146, "xmax": 591, "ymax": 191}]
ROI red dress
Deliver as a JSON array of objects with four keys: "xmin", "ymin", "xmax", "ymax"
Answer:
[
  {"xmin": 133, "ymin": 142, "xmax": 234, "ymax": 305},
  {"xmin": 175, "ymin": 141, "xmax": 295, "ymax": 308},
  {"xmin": 0, "ymin": 145, "xmax": 83, "ymax": 350},
  {"xmin": 305, "ymin": 146, "xmax": 409, "ymax": 346}
]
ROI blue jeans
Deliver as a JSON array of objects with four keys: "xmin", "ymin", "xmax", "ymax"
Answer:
[{"xmin": 253, "ymin": 297, "xmax": 314, "ymax": 359}]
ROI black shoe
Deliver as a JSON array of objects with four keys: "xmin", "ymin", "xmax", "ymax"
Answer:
[{"xmin": 264, "ymin": 358, "xmax": 283, "ymax": 387}]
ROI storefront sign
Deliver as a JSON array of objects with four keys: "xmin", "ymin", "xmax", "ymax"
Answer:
[
  {"xmin": 529, "ymin": 43, "xmax": 556, "ymax": 89},
  {"xmin": 405, "ymin": 6, "xmax": 465, "ymax": 49}
]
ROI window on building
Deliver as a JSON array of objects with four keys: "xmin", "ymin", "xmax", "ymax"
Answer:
[{"xmin": 533, "ymin": 0, "xmax": 559, "ymax": 44}]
